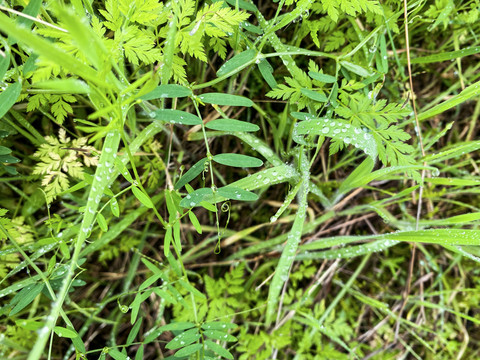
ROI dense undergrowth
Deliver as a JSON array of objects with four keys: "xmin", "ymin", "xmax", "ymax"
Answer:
[{"xmin": 1, "ymin": 0, "xmax": 480, "ymax": 359}]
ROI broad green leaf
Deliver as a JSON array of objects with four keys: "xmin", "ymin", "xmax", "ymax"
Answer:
[
  {"xmin": 180, "ymin": 187, "xmax": 213, "ymax": 208},
  {"xmin": 201, "ymin": 321, "xmax": 238, "ymax": 330},
  {"xmin": 152, "ymin": 109, "xmax": 202, "ymax": 125},
  {"xmin": 418, "ymin": 81, "xmax": 480, "ymax": 121},
  {"xmin": 0, "ymin": 82, "xmax": 21, "ymax": 119},
  {"xmin": 205, "ymin": 340, "xmax": 234, "ymax": 360},
  {"xmin": 96, "ymin": 213, "xmax": 108, "ymax": 232},
  {"xmin": 206, "ymin": 119, "xmax": 259, "ymax": 132},
  {"xmin": 166, "ymin": 328, "xmax": 200, "ymax": 349},
  {"xmin": 300, "ymin": 88, "xmax": 328, "ymax": 102},
  {"xmin": 241, "ymin": 21, "xmax": 262, "ymax": 33},
  {"xmin": 9, "ymin": 283, "xmax": 44, "ymax": 315},
  {"xmin": 53, "ymin": 326, "xmax": 78, "ymax": 339},
  {"xmin": 132, "ymin": 186, "xmax": 154, "ymax": 208},
  {"xmin": 213, "ymin": 153, "xmax": 263, "ymax": 167},
  {"xmin": 295, "ymin": 117, "xmax": 377, "ymax": 159},
  {"xmin": 340, "ymin": 61, "xmax": 374, "ymax": 77},
  {"xmin": 140, "ymin": 84, "xmax": 192, "ymax": 100},
  {"xmin": 217, "ymin": 186, "xmax": 258, "ymax": 201},
  {"xmin": 217, "ymin": 49, "xmax": 256, "ymax": 77},
  {"xmin": 198, "ymin": 93, "xmax": 254, "ymax": 107},
  {"xmin": 174, "ymin": 343, "xmax": 203, "ymax": 357},
  {"xmin": 257, "ymin": 58, "xmax": 277, "ymax": 89},
  {"xmin": 31, "ymin": 79, "xmax": 90, "ymax": 94},
  {"xmin": 175, "ymin": 158, "xmax": 207, "ymax": 190},
  {"xmin": 203, "ymin": 330, "xmax": 237, "ymax": 342},
  {"xmin": 308, "ymin": 71, "xmax": 336, "ymax": 83}
]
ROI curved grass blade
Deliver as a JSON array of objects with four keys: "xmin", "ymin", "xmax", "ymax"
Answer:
[{"xmin": 266, "ymin": 155, "xmax": 310, "ymax": 324}]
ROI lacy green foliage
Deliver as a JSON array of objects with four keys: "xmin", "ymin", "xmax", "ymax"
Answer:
[
  {"xmin": 32, "ymin": 129, "xmax": 97, "ymax": 202},
  {"xmin": 334, "ymin": 91, "xmax": 414, "ymax": 166},
  {"xmin": 27, "ymin": 94, "xmax": 76, "ymax": 124},
  {"xmin": 318, "ymin": 0, "xmax": 382, "ymax": 22},
  {"xmin": 173, "ymin": 263, "xmax": 247, "ymax": 322}
]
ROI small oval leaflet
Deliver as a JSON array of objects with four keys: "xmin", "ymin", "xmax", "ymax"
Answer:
[
  {"xmin": 175, "ymin": 343, "xmax": 203, "ymax": 357},
  {"xmin": 132, "ymin": 186, "xmax": 154, "ymax": 208},
  {"xmin": 213, "ymin": 153, "xmax": 263, "ymax": 168},
  {"xmin": 179, "ymin": 187, "xmax": 213, "ymax": 208},
  {"xmin": 206, "ymin": 119, "xmax": 259, "ymax": 132},
  {"xmin": 152, "ymin": 109, "xmax": 202, "ymax": 125},
  {"xmin": 205, "ymin": 340, "xmax": 234, "ymax": 360},
  {"xmin": 198, "ymin": 93, "xmax": 254, "ymax": 107},
  {"xmin": 157, "ymin": 321, "xmax": 196, "ymax": 332},
  {"xmin": 340, "ymin": 61, "xmax": 374, "ymax": 78},
  {"xmin": 175, "ymin": 157, "xmax": 207, "ymax": 190},
  {"xmin": 203, "ymin": 329, "xmax": 237, "ymax": 342},
  {"xmin": 300, "ymin": 88, "xmax": 328, "ymax": 103},
  {"xmin": 166, "ymin": 328, "xmax": 200, "ymax": 350},
  {"xmin": 257, "ymin": 58, "xmax": 277, "ymax": 89},
  {"xmin": 295, "ymin": 117, "xmax": 378, "ymax": 160},
  {"xmin": 96, "ymin": 212, "xmax": 108, "ymax": 232},
  {"xmin": 217, "ymin": 49, "xmax": 256, "ymax": 77},
  {"xmin": 201, "ymin": 321, "xmax": 238, "ymax": 330},
  {"xmin": 217, "ymin": 186, "xmax": 258, "ymax": 202},
  {"xmin": 140, "ymin": 84, "xmax": 192, "ymax": 100},
  {"xmin": 110, "ymin": 197, "xmax": 120, "ymax": 217},
  {"xmin": 53, "ymin": 326, "xmax": 78, "ymax": 339},
  {"xmin": 308, "ymin": 71, "xmax": 337, "ymax": 83}
]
